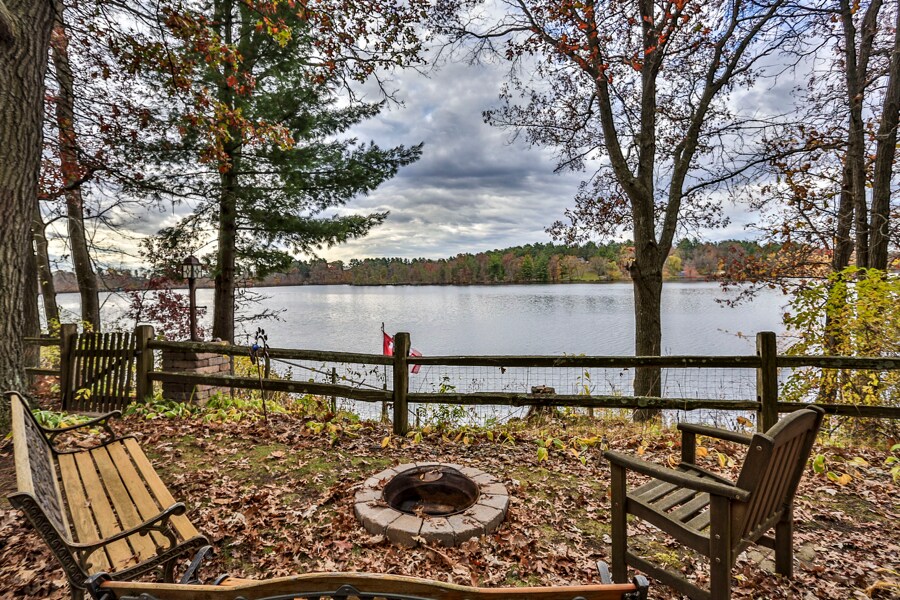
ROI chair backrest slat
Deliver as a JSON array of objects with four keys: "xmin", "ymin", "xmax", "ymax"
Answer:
[{"xmin": 733, "ymin": 407, "xmax": 824, "ymax": 542}]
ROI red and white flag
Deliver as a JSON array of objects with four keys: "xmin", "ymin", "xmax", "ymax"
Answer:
[
  {"xmin": 410, "ymin": 347, "xmax": 422, "ymax": 374},
  {"xmin": 382, "ymin": 331, "xmax": 422, "ymax": 373}
]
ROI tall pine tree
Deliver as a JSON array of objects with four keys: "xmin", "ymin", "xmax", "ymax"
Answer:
[{"xmin": 113, "ymin": 0, "xmax": 424, "ymax": 341}]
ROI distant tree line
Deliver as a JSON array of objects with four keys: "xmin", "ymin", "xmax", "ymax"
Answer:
[{"xmin": 258, "ymin": 240, "xmax": 791, "ymax": 287}]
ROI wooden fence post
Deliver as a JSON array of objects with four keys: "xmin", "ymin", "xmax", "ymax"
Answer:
[
  {"xmin": 58, "ymin": 323, "xmax": 78, "ymax": 410},
  {"xmin": 757, "ymin": 331, "xmax": 778, "ymax": 431},
  {"xmin": 135, "ymin": 325, "xmax": 155, "ymax": 403},
  {"xmin": 392, "ymin": 332, "xmax": 410, "ymax": 436},
  {"xmin": 330, "ymin": 367, "xmax": 337, "ymax": 412}
]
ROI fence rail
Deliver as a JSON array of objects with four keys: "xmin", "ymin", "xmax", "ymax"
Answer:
[{"xmin": 23, "ymin": 328, "xmax": 900, "ymax": 432}]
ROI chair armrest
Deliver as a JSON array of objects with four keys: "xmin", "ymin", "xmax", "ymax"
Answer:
[
  {"xmin": 604, "ymin": 450, "xmax": 750, "ymax": 501},
  {"xmin": 73, "ymin": 503, "xmax": 187, "ymax": 554},
  {"xmin": 677, "ymin": 422, "xmax": 753, "ymax": 445},
  {"xmin": 43, "ymin": 411, "xmax": 121, "ymax": 448}
]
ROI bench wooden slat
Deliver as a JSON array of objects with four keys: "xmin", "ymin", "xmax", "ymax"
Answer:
[
  {"xmin": 73, "ymin": 451, "xmax": 140, "ymax": 570},
  {"xmin": 58, "ymin": 454, "xmax": 113, "ymax": 572},
  {"xmin": 91, "ymin": 446, "xmax": 161, "ymax": 562},
  {"xmin": 124, "ymin": 438, "xmax": 199, "ymax": 541},
  {"xmin": 104, "ymin": 442, "xmax": 169, "ymax": 548}
]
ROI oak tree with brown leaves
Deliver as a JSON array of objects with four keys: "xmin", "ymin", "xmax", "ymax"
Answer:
[{"xmin": 433, "ymin": 0, "xmax": 796, "ymax": 418}]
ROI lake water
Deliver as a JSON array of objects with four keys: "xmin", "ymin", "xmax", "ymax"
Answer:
[{"xmin": 58, "ymin": 282, "xmax": 790, "ymax": 424}]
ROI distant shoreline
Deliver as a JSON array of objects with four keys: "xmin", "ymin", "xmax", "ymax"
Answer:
[{"xmin": 57, "ymin": 275, "xmax": 727, "ymax": 294}]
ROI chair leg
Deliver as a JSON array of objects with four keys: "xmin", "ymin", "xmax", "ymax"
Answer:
[
  {"xmin": 775, "ymin": 503, "xmax": 794, "ymax": 578},
  {"xmin": 610, "ymin": 463, "xmax": 628, "ymax": 583},
  {"xmin": 709, "ymin": 495, "xmax": 732, "ymax": 600}
]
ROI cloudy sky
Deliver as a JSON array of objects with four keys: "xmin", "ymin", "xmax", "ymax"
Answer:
[{"xmin": 84, "ymin": 42, "xmax": 792, "ymax": 269}]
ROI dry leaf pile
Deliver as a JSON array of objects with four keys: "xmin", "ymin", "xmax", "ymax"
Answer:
[{"xmin": 0, "ymin": 412, "xmax": 898, "ymax": 600}]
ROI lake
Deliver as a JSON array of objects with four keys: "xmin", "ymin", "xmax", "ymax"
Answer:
[{"xmin": 59, "ymin": 282, "xmax": 790, "ymax": 424}]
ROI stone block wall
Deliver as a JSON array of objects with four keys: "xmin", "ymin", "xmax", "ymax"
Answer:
[{"xmin": 161, "ymin": 347, "xmax": 231, "ymax": 403}]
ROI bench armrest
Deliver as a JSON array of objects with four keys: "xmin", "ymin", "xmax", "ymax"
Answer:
[
  {"xmin": 604, "ymin": 450, "xmax": 750, "ymax": 501},
  {"xmin": 43, "ymin": 411, "xmax": 122, "ymax": 449},
  {"xmin": 677, "ymin": 422, "xmax": 753, "ymax": 445},
  {"xmin": 73, "ymin": 503, "xmax": 187, "ymax": 556}
]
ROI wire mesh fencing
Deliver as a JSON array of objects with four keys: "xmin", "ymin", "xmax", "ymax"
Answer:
[{"xmin": 265, "ymin": 355, "xmax": 760, "ymax": 429}]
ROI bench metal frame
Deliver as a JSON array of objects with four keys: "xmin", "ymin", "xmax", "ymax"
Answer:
[
  {"xmin": 85, "ymin": 564, "xmax": 649, "ymax": 600},
  {"xmin": 6, "ymin": 391, "xmax": 209, "ymax": 600}
]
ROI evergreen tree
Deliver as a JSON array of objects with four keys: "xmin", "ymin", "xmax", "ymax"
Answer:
[{"xmin": 116, "ymin": 1, "xmax": 424, "ymax": 341}]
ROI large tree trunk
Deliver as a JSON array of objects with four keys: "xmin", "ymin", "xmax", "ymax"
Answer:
[
  {"xmin": 33, "ymin": 197, "xmax": 60, "ymax": 326},
  {"xmin": 868, "ymin": 2, "xmax": 900, "ymax": 271},
  {"xmin": 211, "ymin": 0, "xmax": 239, "ymax": 344},
  {"xmin": 213, "ymin": 174, "xmax": 238, "ymax": 343},
  {"xmin": 0, "ymin": 0, "xmax": 56, "ymax": 432},
  {"xmin": 630, "ymin": 249, "xmax": 663, "ymax": 422},
  {"xmin": 51, "ymin": 19, "xmax": 100, "ymax": 330}
]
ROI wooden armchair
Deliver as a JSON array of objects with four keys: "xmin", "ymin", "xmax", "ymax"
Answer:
[{"xmin": 604, "ymin": 407, "xmax": 824, "ymax": 600}]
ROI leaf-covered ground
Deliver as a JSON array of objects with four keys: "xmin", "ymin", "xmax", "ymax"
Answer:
[{"xmin": 1, "ymin": 410, "xmax": 898, "ymax": 600}]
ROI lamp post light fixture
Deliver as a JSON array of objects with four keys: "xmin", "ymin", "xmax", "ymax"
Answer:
[{"xmin": 182, "ymin": 255, "xmax": 202, "ymax": 341}]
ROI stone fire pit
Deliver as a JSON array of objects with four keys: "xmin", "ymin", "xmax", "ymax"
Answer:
[{"xmin": 354, "ymin": 462, "xmax": 509, "ymax": 547}]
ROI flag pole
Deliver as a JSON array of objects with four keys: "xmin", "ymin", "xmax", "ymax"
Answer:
[{"xmin": 381, "ymin": 322, "xmax": 389, "ymax": 423}]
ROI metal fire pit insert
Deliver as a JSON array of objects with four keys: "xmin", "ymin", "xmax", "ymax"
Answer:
[{"xmin": 354, "ymin": 462, "xmax": 509, "ymax": 547}]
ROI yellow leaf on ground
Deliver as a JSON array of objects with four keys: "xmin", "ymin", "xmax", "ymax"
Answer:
[
  {"xmin": 696, "ymin": 446, "xmax": 708, "ymax": 458},
  {"xmin": 381, "ymin": 436, "xmax": 391, "ymax": 448}
]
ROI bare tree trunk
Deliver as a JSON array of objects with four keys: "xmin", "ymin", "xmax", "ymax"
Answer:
[
  {"xmin": 213, "ymin": 173, "xmax": 238, "ymax": 343},
  {"xmin": 33, "ymin": 198, "xmax": 60, "ymax": 325},
  {"xmin": 0, "ymin": 0, "xmax": 56, "ymax": 432},
  {"xmin": 630, "ymin": 248, "xmax": 663, "ymax": 422},
  {"xmin": 50, "ymin": 18, "xmax": 101, "ymax": 330},
  {"xmin": 869, "ymin": 2, "xmax": 900, "ymax": 271}
]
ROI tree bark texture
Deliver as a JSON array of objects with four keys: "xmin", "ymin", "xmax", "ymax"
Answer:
[
  {"xmin": 840, "ymin": 0, "xmax": 883, "ymax": 268},
  {"xmin": 0, "ymin": 0, "xmax": 55, "ymax": 431},
  {"xmin": 868, "ymin": 2, "xmax": 900, "ymax": 271},
  {"xmin": 51, "ymin": 19, "xmax": 101, "ymax": 330},
  {"xmin": 630, "ymin": 246, "xmax": 663, "ymax": 422},
  {"xmin": 213, "ymin": 175, "xmax": 238, "ymax": 343},
  {"xmin": 32, "ymin": 198, "xmax": 60, "ymax": 325},
  {"xmin": 212, "ymin": 0, "xmax": 238, "ymax": 343}
]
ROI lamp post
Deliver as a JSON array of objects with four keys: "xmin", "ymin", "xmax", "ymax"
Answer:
[{"xmin": 181, "ymin": 255, "xmax": 202, "ymax": 341}]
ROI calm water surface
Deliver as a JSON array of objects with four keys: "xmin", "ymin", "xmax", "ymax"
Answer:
[
  {"xmin": 60, "ymin": 282, "xmax": 787, "ymax": 424},
  {"xmin": 61, "ymin": 281, "xmax": 787, "ymax": 356}
]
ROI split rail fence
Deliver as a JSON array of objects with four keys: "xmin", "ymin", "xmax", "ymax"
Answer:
[{"xmin": 25, "ymin": 326, "xmax": 900, "ymax": 434}]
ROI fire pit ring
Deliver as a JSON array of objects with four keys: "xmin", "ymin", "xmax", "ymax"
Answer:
[{"xmin": 354, "ymin": 462, "xmax": 509, "ymax": 547}]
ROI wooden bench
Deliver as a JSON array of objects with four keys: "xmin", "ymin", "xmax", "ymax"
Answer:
[
  {"xmin": 86, "ymin": 565, "xmax": 650, "ymax": 599},
  {"xmin": 604, "ymin": 406, "xmax": 825, "ymax": 600},
  {"xmin": 6, "ymin": 391, "xmax": 210, "ymax": 600}
]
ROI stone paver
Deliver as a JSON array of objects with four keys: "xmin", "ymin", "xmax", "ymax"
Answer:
[
  {"xmin": 468, "ymin": 502, "xmax": 506, "ymax": 533},
  {"xmin": 355, "ymin": 503, "xmax": 401, "ymax": 534},
  {"xmin": 386, "ymin": 514, "xmax": 423, "ymax": 547},
  {"xmin": 477, "ymin": 493, "xmax": 510, "ymax": 512},
  {"xmin": 479, "ymin": 482, "xmax": 507, "ymax": 496},
  {"xmin": 363, "ymin": 467, "xmax": 398, "ymax": 490},
  {"xmin": 447, "ymin": 513, "xmax": 485, "ymax": 541},
  {"xmin": 419, "ymin": 518, "xmax": 456, "ymax": 547},
  {"xmin": 353, "ymin": 488, "xmax": 381, "ymax": 504}
]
